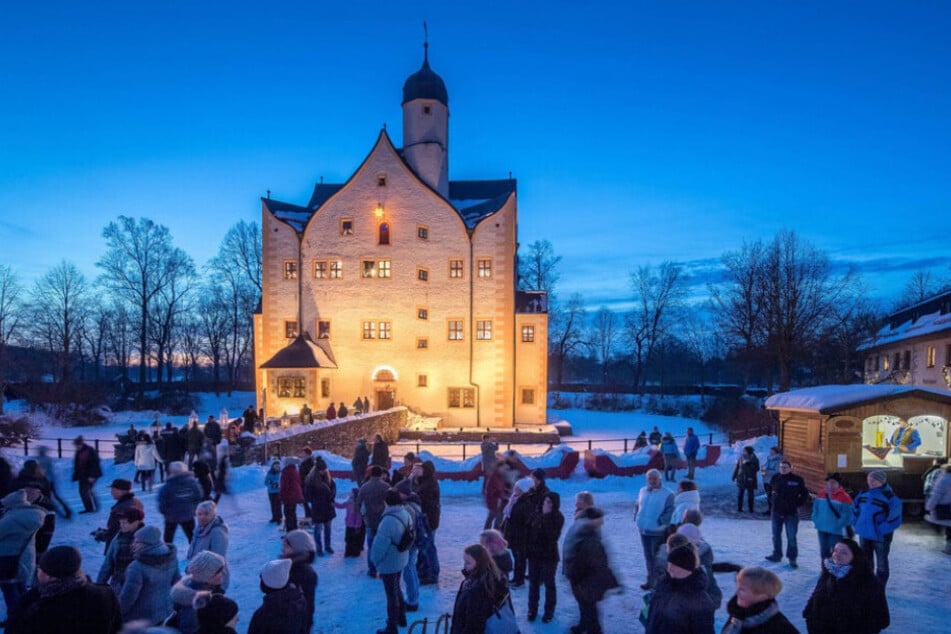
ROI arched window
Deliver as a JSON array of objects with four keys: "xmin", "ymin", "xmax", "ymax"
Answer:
[{"xmin": 379, "ymin": 223, "xmax": 390, "ymax": 245}]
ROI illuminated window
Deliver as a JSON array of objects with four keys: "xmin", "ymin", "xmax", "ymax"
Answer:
[
  {"xmin": 883, "ymin": 356, "xmax": 890, "ymax": 371},
  {"xmin": 378, "ymin": 260, "xmax": 391, "ymax": 278},
  {"xmin": 477, "ymin": 258, "xmax": 492, "ymax": 278},
  {"xmin": 418, "ymin": 374, "xmax": 428, "ymax": 387},
  {"xmin": 330, "ymin": 261, "xmax": 342, "ymax": 279},
  {"xmin": 379, "ymin": 322, "xmax": 392, "ymax": 340},
  {"xmin": 448, "ymin": 320, "xmax": 464, "ymax": 341},
  {"xmin": 285, "ymin": 321, "xmax": 298, "ymax": 339},
  {"xmin": 379, "ymin": 223, "xmax": 390, "ymax": 245},
  {"xmin": 521, "ymin": 325, "xmax": 535, "ymax": 343},
  {"xmin": 448, "ymin": 387, "xmax": 475, "ymax": 408},
  {"xmin": 321, "ymin": 378, "xmax": 330, "ymax": 398},
  {"xmin": 362, "ymin": 260, "xmax": 376, "ymax": 278},
  {"xmin": 277, "ymin": 376, "xmax": 306, "ymax": 398},
  {"xmin": 314, "ymin": 261, "xmax": 327, "ymax": 279},
  {"xmin": 318, "ymin": 321, "xmax": 331, "ymax": 339},
  {"xmin": 521, "ymin": 388, "xmax": 535, "ymax": 405},
  {"xmin": 417, "ymin": 308, "xmax": 428, "ymax": 320},
  {"xmin": 340, "ymin": 219, "xmax": 353, "ymax": 235},
  {"xmin": 477, "ymin": 320, "xmax": 492, "ymax": 340},
  {"xmin": 927, "ymin": 346, "xmax": 936, "ymax": 368},
  {"xmin": 362, "ymin": 322, "xmax": 376, "ymax": 339},
  {"xmin": 417, "ymin": 268, "xmax": 429, "ymax": 282},
  {"xmin": 283, "ymin": 261, "xmax": 298, "ymax": 280},
  {"xmin": 417, "ymin": 337, "xmax": 428, "ymax": 349},
  {"xmin": 417, "ymin": 225, "xmax": 429, "ymax": 240},
  {"xmin": 449, "ymin": 259, "xmax": 464, "ymax": 279}
]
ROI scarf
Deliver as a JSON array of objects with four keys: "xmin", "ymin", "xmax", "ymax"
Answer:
[
  {"xmin": 38, "ymin": 572, "xmax": 86, "ymax": 598},
  {"xmin": 721, "ymin": 600, "xmax": 780, "ymax": 634},
  {"xmin": 823, "ymin": 558, "xmax": 852, "ymax": 579}
]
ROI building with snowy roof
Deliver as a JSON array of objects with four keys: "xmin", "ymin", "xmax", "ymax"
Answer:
[
  {"xmin": 859, "ymin": 289, "xmax": 951, "ymax": 389},
  {"xmin": 252, "ymin": 44, "xmax": 548, "ymax": 428}
]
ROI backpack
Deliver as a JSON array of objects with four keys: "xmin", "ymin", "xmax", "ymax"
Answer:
[{"xmin": 394, "ymin": 513, "xmax": 416, "ymax": 552}]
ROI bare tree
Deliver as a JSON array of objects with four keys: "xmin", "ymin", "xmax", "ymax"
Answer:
[
  {"xmin": 198, "ymin": 286, "xmax": 230, "ymax": 394},
  {"xmin": 105, "ymin": 303, "xmax": 134, "ymax": 378},
  {"xmin": 215, "ymin": 220, "xmax": 263, "ymax": 295},
  {"xmin": 177, "ymin": 313, "xmax": 205, "ymax": 382},
  {"xmin": 82, "ymin": 299, "xmax": 112, "ymax": 381},
  {"xmin": 518, "ymin": 239, "xmax": 561, "ymax": 296},
  {"xmin": 0, "ymin": 265, "xmax": 23, "ymax": 413},
  {"xmin": 626, "ymin": 262, "xmax": 684, "ymax": 391},
  {"xmin": 896, "ymin": 270, "xmax": 945, "ymax": 310},
  {"xmin": 680, "ymin": 307, "xmax": 722, "ymax": 404},
  {"xmin": 97, "ymin": 216, "xmax": 192, "ymax": 394},
  {"xmin": 709, "ymin": 240, "xmax": 768, "ymax": 390},
  {"xmin": 28, "ymin": 261, "xmax": 89, "ymax": 383},
  {"xmin": 549, "ymin": 293, "xmax": 587, "ymax": 388},
  {"xmin": 590, "ymin": 307, "xmax": 618, "ymax": 384},
  {"xmin": 147, "ymin": 256, "xmax": 197, "ymax": 385}
]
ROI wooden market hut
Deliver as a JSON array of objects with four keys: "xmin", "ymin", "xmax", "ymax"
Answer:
[{"xmin": 765, "ymin": 385, "xmax": 951, "ymax": 503}]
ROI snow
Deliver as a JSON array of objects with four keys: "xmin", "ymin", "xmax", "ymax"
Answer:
[
  {"xmin": 858, "ymin": 307, "xmax": 951, "ymax": 350},
  {"xmin": 765, "ymin": 384, "xmax": 951, "ymax": 413},
  {"xmin": 2, "ymin": 399, "xmax": 947, "ymax": 632}
]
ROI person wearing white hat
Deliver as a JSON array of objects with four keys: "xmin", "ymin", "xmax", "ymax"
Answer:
[
  {"xmin": 248, "ymin": 559, "xmax": 307, "ymax": 634},
  {"xmin": 503, "ymin": 476, "xmax": 536, "ymax": 587}
]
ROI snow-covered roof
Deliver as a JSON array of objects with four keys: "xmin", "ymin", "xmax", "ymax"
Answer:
[
  {"xmin": 858, "ymin": 290, "xmax": 951, "ymax": 351},
  {"xmin": 765, "ymin": 384, "xmax": 951, "ymax": 413}
]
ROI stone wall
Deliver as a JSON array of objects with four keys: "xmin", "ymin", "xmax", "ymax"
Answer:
[{"xmin": 238, "ymin": 408, "xmax": 407, "ymax": 465}]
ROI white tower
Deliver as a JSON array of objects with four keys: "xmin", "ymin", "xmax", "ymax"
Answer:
[{"xmin": 401, "ymin": 43, "xmax": 449, "ymax": 198}]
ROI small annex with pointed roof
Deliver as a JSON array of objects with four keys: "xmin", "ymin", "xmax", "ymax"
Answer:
[{"xmin": 253, "ymin": 46, "xmax": 548, "ymax": 428}]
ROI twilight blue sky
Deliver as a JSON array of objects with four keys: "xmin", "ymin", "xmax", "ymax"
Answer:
[{"xmin": 1, "ymin": 1, "xmax": 949, "ymax": 310}]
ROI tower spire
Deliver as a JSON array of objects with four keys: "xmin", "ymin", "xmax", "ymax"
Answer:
[{"xmin": 423, "ymin": 21, "xmax": 429, "ymax": 65}]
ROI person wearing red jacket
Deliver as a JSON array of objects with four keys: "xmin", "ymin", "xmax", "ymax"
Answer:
[{"xmin": 279, "ymin": 457, "xmax": 305, "ymax": 531}]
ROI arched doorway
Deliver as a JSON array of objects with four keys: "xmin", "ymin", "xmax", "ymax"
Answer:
[{"xmin": 372, "ymin": 366, "xmax": 398, "ymax": 411}]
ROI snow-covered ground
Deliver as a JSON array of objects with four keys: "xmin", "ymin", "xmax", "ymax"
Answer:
[{"xmin": 2, "ymin": 397, "xmax": 948, "ymax": 632}]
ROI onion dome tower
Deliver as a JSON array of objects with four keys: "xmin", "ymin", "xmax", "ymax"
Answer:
[{"xmin": 402, "ymin": 38, "xmax": 449, "ymax": 197}]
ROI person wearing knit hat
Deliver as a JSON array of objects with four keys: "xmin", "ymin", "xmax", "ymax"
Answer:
[
  {"xmin": 8, "ymin": 545, "xmax": 123, "ymax": 634},
  {"xmin": 503, "ymin": 476, "xmax": 537, "ymax": 587},
  {"xmin": 852, "ymin": 469, "xmax": 903, "ymax": 587},
  {"xmin": 248, "ymin": 559, "xmax": 307, "ymax": 634},
  {"xmin": 195, "ymin": 592, "xmax": 239, "ymax": 633},
  {"xmin": 282, "ymin": 530, "xmax": 318, "ymax": 632},
  {"xmin": 97, "ymin": 498, "xmax": 146, "ymax": 593},
  {"xmin": 103, "ymin": 478, "xmax": 145, "ymax": 553},
  {"xmin": 170, "ymin": 550, "xmax": 226, "ymax": 634},
  {"xmin": 121, "ymin": 525, "xmax": 180, "ymax": 624},
  {"xmin": 187, "ymin": 550, "xmax": 226, "ymax": 585},
  {"xmin": 645, "ymin": 542, "xmax": 715, "ymax": 633}
]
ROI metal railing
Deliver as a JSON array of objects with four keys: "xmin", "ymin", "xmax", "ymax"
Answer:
[{"xmin": 408, "ymin": 614, "xmax": 451, "ymax": 634}]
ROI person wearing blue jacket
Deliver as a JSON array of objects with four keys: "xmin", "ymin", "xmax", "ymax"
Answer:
[
  {"xmin": 264, "ymin": 460, "xmax": 283, "ymax": 524},
  {"xmin": 660, "ymin": 433, "xmax": 680, "ymax": 482},
  {"xmin": 682, "ymin": 428, "xmax": 701, "ymax": 480},
  {"xmin": 811, "ymin": 473, "xmax": 854, "ymax": 561},
  {"xmin": 852, "ymin": 470, "xmax": 902, "ymax": 588}
]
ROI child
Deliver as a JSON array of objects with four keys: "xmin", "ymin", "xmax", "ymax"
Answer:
[
  {"xmin": 265, "ymin": 460, "xmax": 282, "ymax": 524},
  {"xmin": 334, "ymin": 487, "xmax": 365, "ymax": 557},
  {"xmin": 480, "ymin": 528, "xmax": 513, "ymax": 579},
  {"xmin": 721, "ymin": 566, "xmax": 798, "ymax": 633}
]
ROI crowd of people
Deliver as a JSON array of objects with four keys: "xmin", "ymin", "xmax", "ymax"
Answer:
[{"xmin": 2, "ymin": 428, "xmax": 950, "ymax": 634}]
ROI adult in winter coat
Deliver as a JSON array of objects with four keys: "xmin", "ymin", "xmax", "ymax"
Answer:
[
  {"xmin": 71, "ymin": 435, "xmax": 102, "ymax": 513},
  {"xmin": 563, "ymin": 507, "xmax": 619, "ymax": 634},
  {"xmin": 526, "ymin": 491, "xmax": 565, "ymax": 623},
  {"xmin": 450, "ymin": 543, "xmax": 510, "ymax": 634},
  {"xmin": 192, "ymin": 459, "xmax": 214, "ymax": 501},
  {"xmin": 159, "ymin": 461, "xmax": 204, "ymax": 545},
  {"xmin": 483, "ymin": 459, "xmax": 515, "ymax": 530},
  {"xmin": 186, "ymin": 422, "xmax": 204, "ymax": 468},
  {"xmin": 683, "ymin": 427, "xmax": 701, "ymax": 479},
  {"xmin": 371, "ymin": 433, "xmax": 390, "ymax": 470},
  {"xmin": 282, "ymin": 530, "xmax": 318, "ymax": 633},
  {"xmin": 169, "ymin": 550, "xmax": 227, "ymax": 634},
  {"xmin": 733, "ymin": 447, "xmax": 760, "ymax": 513},
  {"xmin": 203, "ymin": 416, "xmax": 223, "ymax": 446},
  {"xmin": 721, "ymin": 566, "xmax": 798, "ymax": 634},
  {"xmin": 766, "ymin": 460, "xmax": 809, "ymax": 568},
  {"xmin": 305, "ymin": 466, "xmax": 337, "ymax": 555},
  {"xmin": 118, "ymin": 525, "xmax": 181, "ymax": 624},
  {"xmin": 351, "ymin": 439, "xmax": 370, "ymax": 486},
  {"xmin": 336, "ymin": 486, "xmax": 366, "ymax": 557},
  {"xmin": 248, "ymin": 559, "xmax": 308, "ymax": 634},
  {"xmin": 337, "ymin": 401, "xmax": 348, "ymax": 417},
  {"xmin": 279, "ymin": 457, "xmax": 305, "ymax": 531},
  {"xmin": 195, "ymin": 592, "xmax": 240, "ymax": 634},
  {"xmin": 369, "ymin": 490, "xmax": 412, "ymax": 634},
  {"xmin": 644, "ymin": 543, "xmax": 716, "ymax": 634},
  {"xmin": 633, "ymin": 469, "xmax": 675, "ymax": 589},
  {"xmin": 6, "ymin": 546, "xmax": 122, "ymax": 634},
  {"xmin": 134, "ymin": 436, "xmax": 164, "ymax": 492},
  {"xmin": 161, "ymin": 423, "xmax": 185, "ymax": 463},
  {"xmin": 97, "ymin": 505, "xmax": 145, "ymax": 594},
  {"xmin": 561, "ymin": 491, "xmax": 595, "ymax": 574},
  {"xmin": 803, "ymin": 538, "xmax": 889, "ymax": 634},
  {"xmin": 851, "ymin": 470, "xmax": 902, "ymax": 587},
  {"xmin": 811, "ymin": 473, "xmax": 854, "ymax": 561},
  {"xmin": 264, "ymin": 459, "xmax": 282, "ymax": 523},
  {"xmin": 398, "ymin": 492, "xmax": 425, "ymax": 611},
  {"xmin": 188, "ymin": 500, "xmax": 230, "ymax": 589},
  {"xmin": 502, "ymin": 477, "xmax": 536, "ymax": 587},
  {"xmin": 102, "ymin": 478, "xmax": 145, "ymax": 551},
  {"xmin": 673, "ymin": 480, "xmax": 701, "ymax": 526},
  {"xmin": 649, "ymin": 426, "xmax": 663, "ymax": 447},
  {"xmin": 664, "ymin": 524, "xmax": 723, "ymax": 609},
  {"xmin": 415, "ymin": 460, "xmax": 441, "ymax": 583},
  {"xmin": 761, "ymin": 447, "xmax": 783, "ymax": 515},
  {"xmin": 925, "ymin": 464, "xmax": 951, "ymax": 554},
  {"xmin": 11, "ymin": 462, "xmax": 57, "ymax": 554},
  {"xmin": 357, "ymin": 465, "xmax": 392, "ymax": 577},
  {"xmin": 0, "ymin": 488, "xmax": 46, "ymax": 614},
  {"xmin": 325, "ymin": 402, "xmax": 337, "ymax": 420},
  {"xmin": 660, "ymin": 432, "xmax": 681, "ymax": 482}
]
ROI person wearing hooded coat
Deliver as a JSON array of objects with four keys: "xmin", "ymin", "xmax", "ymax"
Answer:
[
  {"xmin": 97, "ymin": 506, "xmax": 145, "ymax": 594},
  {"xmin": 924, "ymin": 464, "xmax": 951, "ymax": 554},
  {"xmin": 248, "ymin": 559, "xmax": 308, "ymax": 634},
  {"xmin": 0, "ymin": 488, "xmax": 46, "ymax": 615},
  {"xmin": 187, "ymin": 501, "xmax": 230, "ymax": 589},
  {"xmin": 502, "ymin": 476, "xmax": 535, "ymax": 587},
  {"xmin": 563, "ymin": 507, "xmax": 619, "ymax": 634},
  {"xmin": 414, "ymin": 460, "xmax": 441, "ymax": 584},
  {"xmin": 370, "ymin": 433, "xmax": 390, "ymax": 470},
  {"xmin": 304, "ymin": 460, "xmax": 337, "ymax": 555},
  {"xmin": 802, "ymin": 538, "xmax": 889, "ymax": 634},
  {"xmin": 282, "ymin": 530, "xmax": 318, "ymax": 633},
  {"xmin": 644, "ymin": 543, "xmax": 716, "ymax": 634},
  {"xmin": 526, "ymin": 491, "xmax": 565, "ymax": 622},
  {"xmin": 118, "ymin": 524, "xmax": 181, "ymax": 624},
  {"xmin": 169, "ymin": 550, "xmax": 227, "ymax": 634},
  {"xmin": 351, "ymin": 439, "xmax": 370, "ymax": 486},
  {"xmin": 280, "ymin": 457, "xmax": 305, "ymax": 531}
]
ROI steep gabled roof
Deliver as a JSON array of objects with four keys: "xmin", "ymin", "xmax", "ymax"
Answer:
[
  {"xmin": 448, "ymin": 179, "xmax": 517, "ymax": 228},
  {"xmin": 765, "ymin": 384, "xmax": 951, "ymax": 414},
  {"xmin": 260, "ymin": 333, "xmax": 337, "ymax": 369},
  {"xmin": 263, "ymin": 198, "xmax": 312, "ymax": 233}
]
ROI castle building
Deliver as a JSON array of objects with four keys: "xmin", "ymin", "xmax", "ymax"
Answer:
[{"xmin": 253, "ymin": 46, "xmax": 548, "ymax": 428}]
